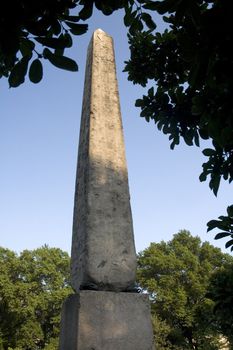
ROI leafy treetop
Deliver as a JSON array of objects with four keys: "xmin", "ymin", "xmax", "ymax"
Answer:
[
  {"xmin": 137, "ymin": 230, "xmax": 233, "ymax": 349},
  {"xmin": 0, "ymin": 245, "xmax": 72, "ymax": 349}
]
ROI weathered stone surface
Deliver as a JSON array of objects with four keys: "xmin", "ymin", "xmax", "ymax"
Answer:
[
  {"xmin": 59, "ymin": 294, "xmax": 79, "ymax": 350},
  {"xmin": 71, "ymin": 29, "xmax": 137, "ymax": 292},
  {"xmin": 59, "ymin": 291, "xmax": 155, "ymax": 350}
]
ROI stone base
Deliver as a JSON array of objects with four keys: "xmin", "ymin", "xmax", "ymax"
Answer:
[{"xmin": 59, "ymin": 291, "xmax": 154, "ymax": 350}]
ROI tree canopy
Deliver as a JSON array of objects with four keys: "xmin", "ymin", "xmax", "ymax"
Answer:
[
  {"xmin": 1, "ymin": 0, "xmax": 232, "ymax": 249},
  {"xmin": 0, "ymin": 0, "xmax": 127, "ymax": 86},
  {"xmin": 207, "ymin": 264, "xmax": 233, "ymax": 346},
  {"xmin": 0, "ymin": 245, "xmax": 72, "ymax": 350},
  {"xmin": 0, "ymin": 236, "xmax": 232, "ymax": 349},
  {"xmin": 123, "ymin": 0, "xmax": 233, "ymax": 251},
  {"xmin": 137, "ymin": 230, "xmax": 233, "ymax": 349}
]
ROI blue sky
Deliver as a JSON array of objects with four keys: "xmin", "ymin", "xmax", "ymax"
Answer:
[{"xmin": 1, "ymin": 9, "xmax": 232, "ymax": 255}]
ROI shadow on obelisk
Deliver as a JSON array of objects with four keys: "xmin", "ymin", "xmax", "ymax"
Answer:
[
  {"xmin": 59, "ymin": 29, "xmax": 155, "ymax": 350},
  {"xmin": 71, "ymin": 155, "xmax": 137, "ymax": 293}
]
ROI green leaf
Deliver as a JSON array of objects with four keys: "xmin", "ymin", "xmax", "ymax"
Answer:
[
  {"xmin": 54, "ymin": 48, "xmax": 65, "ymax": 56},
  {"xmin": 170, "ymin": 134, "xmax": 179, "ymax": 149},
  {"xmin": 189, "ymin": 59, "xmax": 201, "ymax": 87},
  {"xmin": 63, "ymin": 33, "xmax": 73, "ymax": 48},
  {"xmin": 143, "ymin": 1, "xmax": 160, "ymax": 11},
  {"xmin": 191, "ymin": 96, "xmax": 204, "ymax": 115},
  {"xmin": 215, "ymin": 232, "xmax": 231, "ymax": 240},
  {"xmin": 227, "ymin": 205, "xmax": 233, "ymax": 218},
  {"xmin": 65, "ymin": 22, "xmax": 88, "ymax": 35},
  {"xmin": 144, "ymin": 0, "xmax": 177, "ymax": 14},
  {"xmin": 129, "ymin": 17, "xmax": 143, "ymax": 35},
  {"xmin": 35, "ymin": 37, "xmax": 68, "ymax": 49},
  {"xmin": 79, "ymin": 2, "xmax": 94, "ymax": 20},
  {"xmin": 183, "ymin": 129, "xmax": 194, "ymax": 146},
  {"xmin": 157, "ymin": 120, "xmax": 164, "ymax": 131},
  {"xmin": 141, "ymin": 13, "xmax": 157, "ymax": 30},
  {"xmin": 199, "ymin": 172, "xmax": 207, "ymax": 182},
  {"xmin": 218, "ymin": 215, "xmax": 230, "ymax": 222},
  {"xmin": 210, "ymin": 175, "xmax": 221, "ymax": 196},
  {"xmin": 20, "ymin": 38, "xmax": 35, "ymax": 57},
  {"xmin": 52, "ymin": 20, "xmax": 61, "ymax": 36},
  {"xmin": 43, "ymin": 48, "xmax": 51, "ymax": 59},
  {"xmin": 194, "ymin": 131, "xmax": 200, "ymax": 147},
  {"xmin": 51, "ymin": 34, "xmax": 71, "ymax": 56},
  {"xmin": 43, "ymin": 49, "xmax": 78, "ymax": 72},
  {"xmin": 9, "ymin": 56, "xmax": 30, "ymax": 88},
  {"xmin": 225, "ymin": 239, "xmax": 233, "ymax": 249},
  {"xmin": 207, "ymin": 220, "xmax": 221, "ymax": 232},
  {"xmin": 135, "ymin": 99, "xmax": 144, "ymax": 107},
  {"xmin": 148, "ymin": 86, "xmax": 154, "ymax": 98},
  {"xmin": 202, "ymin": 148, "xmax": 215, "ymax": 157},
  {"xmin": 199, "ymin": 128, "xmax": 209, "ymax": 140},
  {"xmin": 221, "ymin": 127, "xmax": 233, "ymax": 145},
  {"xmin": 124, "ymin": 10, "xmax": 136, "ymax": 27},
  {"xmin": 61, "ymin": 15, "xmax": 80, "ymax": 22},
  {"xmin": 29, "ymin": 59, "xmax": 43, "ymax": 84}
]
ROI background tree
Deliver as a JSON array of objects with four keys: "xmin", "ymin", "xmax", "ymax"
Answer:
[
  {"xmin": 1, "ymin": 235, "xmax": 232, "ymax": 349},
  {"xmin": 207, "ymin": 263, "xmax": 233, "ymax": 347},
  {"xmin": 137, "ymin": 230, "xmax": 233, "ymax": 349},
  {"xmin": 0, "ymin": 246, "xmax": 72, "ymax": 350}
]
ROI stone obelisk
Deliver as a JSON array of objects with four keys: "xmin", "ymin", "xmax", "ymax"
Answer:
[
  {"xmin": 59, "ymin": 29, "xmax": 154, "ymax": 350},
  {"xmin": 70, "ymin": 28, "xmax": 137, "ymax": 292}
]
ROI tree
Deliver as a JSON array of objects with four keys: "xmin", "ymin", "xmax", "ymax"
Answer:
[
  {"xmin": 1, "ymin": 0, "xmax": 232, "ymax": 248},
  {"xmin": 0, "ymin": 0, "xmax": 155, "ymax": 86},
  {"xmin": 137, "ymin": 230, "xmax": 233, "ymax": 349},
  {"xmin": 207, "ymin": 205, "xmax": 233, "ymax": 251},
  {"xmin": 0, "ymin": 246, "xmax": 72, "ymax": 350},
  {"xmin": 207, "ymin": 263, "xmax": 233, "ymax": 347},
  {"xmin": 123, "ymin": 0, "xmax": 233, "ymax": 250},
  {"xmin": 0, "ymin": 0, "xmax": 127, "ymax": 87}
]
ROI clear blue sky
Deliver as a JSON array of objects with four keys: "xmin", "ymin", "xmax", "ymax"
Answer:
[{"xmin": 1, "ymin": 9, "xmax": 232, "ymax": 255}]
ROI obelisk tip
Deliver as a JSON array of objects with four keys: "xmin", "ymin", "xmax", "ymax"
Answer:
[{"xmin": 94, "ymin": 28, "xmax": 110, "ymax": 37}]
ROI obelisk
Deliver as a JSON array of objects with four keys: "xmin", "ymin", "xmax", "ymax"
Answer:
[
  {"xmin": 59, "ymin": 29, "xmax": 154, "ymax": 350},
  {"xmin": 70, "ymin": 29, "xmax": 137, "ymax": 292}
]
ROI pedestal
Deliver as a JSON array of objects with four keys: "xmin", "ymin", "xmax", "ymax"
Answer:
[{"xmin": 59, "ymin": 291, "xmax": 154, "ymax": 350}]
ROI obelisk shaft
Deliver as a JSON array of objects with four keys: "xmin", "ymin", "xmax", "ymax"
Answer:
[{"xmin": 71, "ymin": 29, "xmax": 137, "ymax": 292}]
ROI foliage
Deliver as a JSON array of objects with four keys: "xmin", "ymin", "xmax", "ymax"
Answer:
[
  {"xmin": 0, "ymin": 236, "xmax": 232, "ymax": 349},
  {"xmin": 0, "ymin": 0, "xmax": 156, "ymax": 87},
  {"xmin": 0, "ymin": 0, "xmax": 129, "ymax": 87},
  {"xmin": 124, "ymin": 0, "xmax": 232, "ymax": 194},
  {"xmin": 1, "ymin": 0, "xmax": 80, "ymax": 86},
  {"xmin": 207, "ymin": 264, "xmax": 233, "ymax": 347},
  {"xmin": 137, "ymin": 230, "xmax": 233, "ymax": 349},
  {"xmin": 0, "ymin": 246, "xmax": 72, "ymax": 350},
  {"xmin": 123, "ymin": 0, "xmax": 233, "ymax": 249},
  {"xmin": 1, "ymin": 0, "xmax": 232, "ymax": 247},
  {"xmin": 207, "ymin": 205, "xmax": 233, "ymax": 251},
  {"xmin": 151, "ymin": 315, "xmax": 175, "ymax": 350}
]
